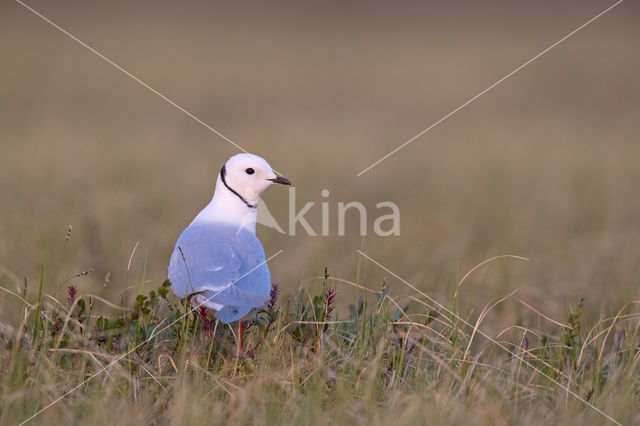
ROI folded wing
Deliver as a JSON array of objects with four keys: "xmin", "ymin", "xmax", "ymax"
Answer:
[{"xmin": 168, "ymin": 223, "xmax": 271, "ymax": 322}]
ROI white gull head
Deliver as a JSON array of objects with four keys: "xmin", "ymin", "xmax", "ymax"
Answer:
[{"xmin": 192, "ymin": 153, "xmax": 291, "ymax": 233}]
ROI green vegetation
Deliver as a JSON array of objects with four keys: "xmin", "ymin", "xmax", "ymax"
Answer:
[{"xmin": 1, "ymin": 257, "xmax": 638, "ymax": 425}]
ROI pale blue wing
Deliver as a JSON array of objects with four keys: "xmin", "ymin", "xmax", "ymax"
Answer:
[
  {"xmin": 168, "ymin": 224, "xmax": 241, "ymax": 298},
  {"xmin": 168, "ymin": 223, "xmax": 271, "ymax": 323}
]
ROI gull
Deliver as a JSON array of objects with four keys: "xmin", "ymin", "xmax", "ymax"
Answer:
[{"xmin": 168, "ymin": 153, "xmax": 290, "ymax": 348}]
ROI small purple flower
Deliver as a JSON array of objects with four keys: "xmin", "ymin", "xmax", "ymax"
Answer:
[
  {"xmin": 267, "ymin": 283, "xmax": 280, "ymax": 312},
  {"xmin": 324, "ymin": 288, "xmax": 336, "ymax": 316},
  {"xmin": 198, "ymin": 305, "xmax": 211, "ymax": 335},
  {"xmin": 67, "ymin": 284, "xmax": 78, "ymax": 307}
]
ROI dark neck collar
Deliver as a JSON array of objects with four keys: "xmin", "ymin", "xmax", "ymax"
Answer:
[{"xmin": 220, "ymin": 166, "xmax": 257, "ymax": 209}]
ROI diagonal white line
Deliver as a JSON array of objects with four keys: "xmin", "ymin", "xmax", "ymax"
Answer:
[
  {"xmin": 356, "ymin": 249, "xmax": 622, "ymax": 426},
  {"xmin": 18, "ymin": 249, "xmax": 284, "ymax": 426},
  {"xmin": 14, "ymin": 0, "xmax": 249, "ymax": 154},
  {"xmin": 356, "ymin": 0, "xmax": 624, "ymax": 176}
]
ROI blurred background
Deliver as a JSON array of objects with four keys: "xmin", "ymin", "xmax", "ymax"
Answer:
[{"xmin": 1, "ymin": 0, "xmax": 639, "ymax": 328}]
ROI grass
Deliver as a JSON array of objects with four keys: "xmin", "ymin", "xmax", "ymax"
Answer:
[{"xmin": 0, "ymin": 249, "xmax": 638, "ymax": 425}]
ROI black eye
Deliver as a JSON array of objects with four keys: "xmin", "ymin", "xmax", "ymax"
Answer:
[{"xmin": 245, "ymin": 168, "xmax": 255, "ymax": 175}]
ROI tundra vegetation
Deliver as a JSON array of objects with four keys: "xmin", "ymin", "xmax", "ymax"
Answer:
[{"xmin": 0, "ymin": 256, "xmax": 638, "ymax": 425}]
